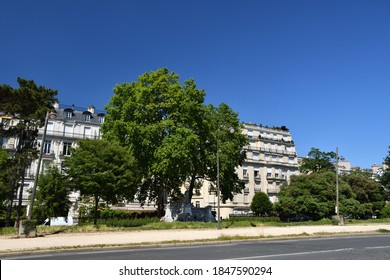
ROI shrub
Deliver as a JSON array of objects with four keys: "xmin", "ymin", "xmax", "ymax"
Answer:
[{"xmin": 380, "ymin": 204, "xmax": 390, "ymax": 218}]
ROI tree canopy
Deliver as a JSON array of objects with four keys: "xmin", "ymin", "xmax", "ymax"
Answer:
[
  {"xmin": 275, "ymin": 172, "xmax": 354, "ymax": 220},
  {"xmin": 0, "ymin": 78, "xmax": 58, "ymax": 226},
  {"xmin": 205, "ymin": 103, "xmax": 248, "ymax": 202},
  {"xmin": 250, "ymin": 192, "xmax": 273, "ymax": 216},
  {"xmin": 380, "ymin": 147, "xmax": 390, "ymax": 196},
  {"xmin": 276, "ymin": 170, "xmax": 386, "ymax": 220},
  {"xmin": 64, "ymin": 139, "xmax": 140, "ymax": 224},
  {"xmin": 32, "ymin": 165, "xmax": 72, "ymax": 222},
  {"xmin": 102, "ymin": 68, "xmax": 247, "ymax": 216},
  {"xmin": 0, "ymin": 148, "xmax": 11, "ymax": 206},
  {"xmin": 342, "ymin": 173, "xmax": 386, "ymax": 214},
  {"xmin": 299, "ymin": 148, "xmax": 336, "ymax": 174}
]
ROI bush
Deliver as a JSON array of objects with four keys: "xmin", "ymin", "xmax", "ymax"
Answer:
[
  {"xmin": 21, "ymin": 219, "xmax": 38, "ymax": 237},
  {"xmin": 380, "ymin": 204, "xmax": 390, "ymax": 218},
  {"xmin": 77, "ymin": 203, "xmax": 158, "ymax": 224},
  {"xmin": 250, "ymin": 192, "xmax": 273, "ymax": 216}
]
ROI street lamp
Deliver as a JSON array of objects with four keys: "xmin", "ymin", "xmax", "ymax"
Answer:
[
  {"xmin": 28, "ymin": 110, "xmax": 56, "ymax": 220},
  {"xmin": 335, "ymin": 147, "xmax": 343, "ymax": 225},
  {"xmin": 216, "ymin": 127, "xmax": 234, "ymax": 230}
]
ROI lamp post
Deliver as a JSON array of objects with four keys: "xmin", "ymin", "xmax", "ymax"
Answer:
[
  {"xmin": 335, "ymin": 147, "xmax": 339, "ymax": 218},
  {"xmin": 216, "ymin": 137, "xmax": 221, "ymax": 230},
  {"xmin": 335, "ymin": 147, "xmax": 343, "ymax": 225},
  {"xmin": 216, "ymin": 127, "xmax": 234, "ymax": 230},
  {"xmin": 28, "ymin": 111, "xmax": 56, "ymax": 220}
]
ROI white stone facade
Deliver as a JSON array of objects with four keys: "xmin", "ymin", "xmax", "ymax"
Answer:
[
  {"xmin": 189, "ymin": 123, "xmax": 300, "ymax": 219},
  {"xmin": 23, "ymin": 103, "xmax": 105, "ymax": 217}
]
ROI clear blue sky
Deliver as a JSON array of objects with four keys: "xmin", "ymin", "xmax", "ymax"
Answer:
[{"xmin": 1, "ymin": 0, "xmax": 389, "ymax": 169}]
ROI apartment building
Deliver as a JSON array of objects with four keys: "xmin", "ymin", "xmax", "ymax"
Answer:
[
  {"xmin": 3, "ymin": 103, "xmax": 105, "ymax": 216},
  {"xmin": 190, "ymin": 123, "xmax": 300, "ymax": 218},
  {"xmin": 0, "ymin": 114, "xmax": 19, "ymax": 152}
]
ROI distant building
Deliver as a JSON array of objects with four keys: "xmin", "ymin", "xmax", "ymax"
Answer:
[
  {"xmin": 337, "ymin": 157, "xmax": 351, "ymax": 174},
  {"xmin": 371, "ymin": 163, "xmax": 388, "ymax": 177},
  {"xmin": 0, "ymin": 113, "xmax": 18, "ymax": 153}
]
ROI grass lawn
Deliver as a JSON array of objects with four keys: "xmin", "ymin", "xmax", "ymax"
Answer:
[{"xmin": 1, "ymin": 217, "xmax": 389, "ymax": 236}]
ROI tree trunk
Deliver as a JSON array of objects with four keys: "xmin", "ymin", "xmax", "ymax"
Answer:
[
  {"xmin": 5, "ymin": 187, "xmax": 15, "ymax": 227},
  {"xmin": 93, "ymin": 196, "xmax": 99, "ymax": 225},
  {"xmin": 187, "ymin": 175, "xmax": 197, "ymax": 203},
  {"xmin": 16, "ymin": 170, "xmax": 26, "ymax": 226}
]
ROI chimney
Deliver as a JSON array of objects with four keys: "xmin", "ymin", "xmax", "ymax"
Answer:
[{"xmin": 87, "ymin": 105, "xmax": 95, "ymax": 114}]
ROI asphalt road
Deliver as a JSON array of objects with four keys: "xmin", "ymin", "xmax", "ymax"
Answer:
[{"xmin": 6, "ymin": 234, "xmax": 390, "ymax": 260}]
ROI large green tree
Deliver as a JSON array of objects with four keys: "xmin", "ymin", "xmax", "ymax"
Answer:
[
  {"xmin": 250, "ymin": 192, "xmax": 273, "ymax": 216},
  {"xmin": 205, "ymin": 103, "xmax": 248, "ymax": 203},
  {"xmin": 0, "ymin": 78, "xmax": 57, "ymax": 226},
  {"xmin": 64, "ymin": 139, "xmax": 140, "ymax": 224},
  {"xmin": 102, "ymin": 68, "xmax": 247, "ymax": 216},
  {"xmin": 31, "ymin": 165, "xmax": 72, "ymax": 222},
  {"xmin": 300, "ymin": 148, "xmax": 336, "ymax": 174},
  {"xmin": 342, "ymin": 173, "xmax": 386, "ymax": 215},
  {"xmin": 0, "ymin": 148, "xmax": 11, "ymax": 208},
  {"xmin": 380, "ymin": 147, "xmax": 390, "ymax": 198},
  {"xmin": 275, "ymin": 172, "xmax": 356, "ymax": 220}
]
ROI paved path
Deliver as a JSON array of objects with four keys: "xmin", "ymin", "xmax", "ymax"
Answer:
[{"xmin": 1, "ymin": 224, "xmax": 389, "ymax": 254}]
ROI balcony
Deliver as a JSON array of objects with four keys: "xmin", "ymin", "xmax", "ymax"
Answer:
[
  {"xmin": 258, "ymin": 135, "xmax": 295, "ymax": 146},
  {"xmin": 244, "ymin": 145, "xmax": 297, "ymax": 156},
  {"xmin": 266, "ymin": 175, "xmax": 287, "ymax": 182},
  {"xmin": 42, "ymin": 130, "xmax": 101, "ymax": 140},
  {"xmin": 267, "ymin": 187, "xmax": 280, "ymax": 194},
  {"xmin": 42, "ymin": 151, "xmax": 56, "ymax": 159}
]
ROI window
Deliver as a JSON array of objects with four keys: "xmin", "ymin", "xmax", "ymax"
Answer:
[
  {"xmin": 47, "ymin": 121, "xmax": 54, "ymax": 132},
  {"xmin": 64, "ymin": 124, "xmax": 73, "ymax": 137},
  {"xmin": 98, "ymin": 116, "xmax": 105, "ymax": 124},
  {"xmin": 84, "ymin": 114, "xmax": 91, "ymax": 122},
  {"xmin": 265, "ymin": 154, "xmax": 270, "ymax": 161},
  {"xmin": 42, "ymin": 160, "xmax": 52, "ymax": 173},
  {"xmin": 244, "ymin": 194, "xmax": 249, "ymax": 204},
  {"xmin": 63, "ymin": 142, "xmax": 72, "ymax": 156},
  {"xmin": 243, "ymin": 168, "xmax": 248, "ymax": 177},
  {"xmin": 267, "ymin": 168, "xmax": 272, "ymax": 178},
  {"xmin": 66, "ymin": 111, "xmax": 72, "ymax": 118},
  {"xmin": 289, "ymin": 157, "xmax": 294, "ymax": 164},
  {"xmin": 252, "ymin": 152, "xmax": 259, "ymax": 160},
  {"xmin": 254, "ymin": 168, "xmax": 260, "ymax": 178},
  {"xmin": 272, "ymin": 155, "xmax": 277, "ymax": 161},
  {"xmin": 84, "ymin": 127, "xmax": 91, "ymax": 139},
  {"xmin": 43, "ymin": 140, "xmax": 51, "ymax": 154},
  {"xmin": 247, "ymin": 130, "xmax": 253, "ymax": 138},
  {"xmin": 196, "ymin": 201, "xmax": 200, "ymax": 208}
]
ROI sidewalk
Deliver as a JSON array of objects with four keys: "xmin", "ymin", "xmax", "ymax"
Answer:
[{"xmin": 1, "ymin": 223, "xmax": 390, "ymax": 254}]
